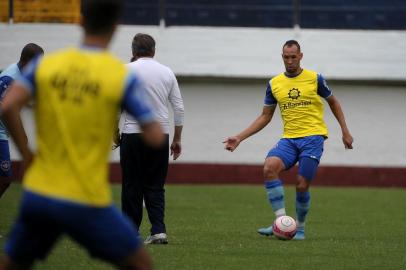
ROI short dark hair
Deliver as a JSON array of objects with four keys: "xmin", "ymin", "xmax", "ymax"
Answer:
[
  {"xmin": 283, "ymin": 40, "xmax": 301, "ymax": 52},
  {"xmin": 19, "ymin": 43, "xmax": 44, "ymax": 67},
  {"xmin": 132, "ymin": 33, "xmax": 155, "ymax": 57},
  {"xmin": 81, "ymin": 0, "xmax": 122, "ymax": 35}
]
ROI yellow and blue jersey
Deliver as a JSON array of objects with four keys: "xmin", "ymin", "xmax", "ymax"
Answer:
[
  {"xmin": 264, "ymin": 69, "xmax": 332, "ymax": 138},
  {"xmin": 16, "ymin": 47, "xmax": 155, "ymax": 206}
]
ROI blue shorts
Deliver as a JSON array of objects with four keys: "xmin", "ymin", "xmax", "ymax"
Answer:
[
  {"xmin": 0, "ymin": 139, "xmax": 11, "ymax": 177},
  {"xmin": 266, "ymin": 135, "xmax": 325, "ymax": 179},
  {"xmin": 5, "ymin": 191, "xmax": 143, "ymax": 264}
]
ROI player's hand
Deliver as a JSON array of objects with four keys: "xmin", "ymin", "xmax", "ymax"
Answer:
[
  {"xmin": 223, "ymin": 136, "xmax": 241, "ymax": 152},
  {"xmin": 170, "ymin": 141, "xmax": 182, "ymax": 160},
  {"xmin": 112, "ymin": 128, "xmax": 121, "ymax": 150},
  {"xmin": 342, "ymin": 132, "xmax": 353, "ymax": 149}
]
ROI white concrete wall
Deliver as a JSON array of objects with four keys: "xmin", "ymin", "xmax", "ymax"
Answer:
[
  {"xmin": 1, "ymin": 23, "xmax": 406, "ymax": 80},
  {"xmin": 14, "ymin": 82, "xmax": 406, "ymax": 167}
]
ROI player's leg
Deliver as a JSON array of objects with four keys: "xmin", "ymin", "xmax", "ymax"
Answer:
[
  {"xmin": 0, "ymin": 177, "xmax": 11, "ymax": 199},
  {"xmin": 0, "ymin": 145, "xmax": 12, "ymax": 238},
  {"xmin": 258, "ymin": 139, "xmax": 298, "ymax": 236},
  {"xmin": 257, "ymin": 157, "xmax": 286, "ymax": 236},
  {"xmin": 294, "ymin": 135, "xmax": 325, "ymax": 240},
  {"xmin": 119, "ymin": 247, "xmax": 152, "ymax": 270},
  {"xmin": 64, "ymin": 204, "xmax": 152, "ymax": 270},
  {"xmin": 263, "ymin": 157, "xmax": 287, "ymax": 216},
  {"xmin": 0, "ymin": 256, "xmax": 31, "ymax": 270},
  {"xmin": 294, "ymin": 171, "xmax": 313, "ymax": 240},
  {"xmin": 120, "ymin": 133, "xmax": 145, "ymax": 229},
  {"xmin": 0, "ymin": 139, "xmax": 12, "ymax": 199},
  {"xmin": 143, "ymin": 134, "xmax": 169, "ymax": 244},
  {"xmin": 0, "ymin": 141, "xmax": 13, "ymax": 247},
  {"xmin": 2, "ymin": 191, "xmax": 62, "ymax": 270}
]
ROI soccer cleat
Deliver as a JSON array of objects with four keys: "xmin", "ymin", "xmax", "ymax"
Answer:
[
  {"xmin": 144, "ymin": 233, "xmax": 168, "ymax": 245},
  {"xmin": 293, "ymin": 229, "xmax": 305, "ymax": 240},
  {"xmin": 257, "ymin": 225, "xmax": 273, "ymax": 236}
]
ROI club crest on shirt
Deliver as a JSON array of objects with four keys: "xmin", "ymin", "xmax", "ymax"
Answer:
[
  {"xmin": 288, "ymin": 88, "xmax": 300, "ymax": 100},
  {"xmin": 1, "ymin": 160, "xmax": 11, "ymax": 171}
]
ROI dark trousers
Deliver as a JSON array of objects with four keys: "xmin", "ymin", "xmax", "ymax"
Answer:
[{"xmin": 120, "ymin": 133, "xmax": 169, "ymax": 235}]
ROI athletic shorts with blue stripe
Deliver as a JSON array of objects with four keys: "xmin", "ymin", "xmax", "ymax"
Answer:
[
  {"xmin": 5, "ymin": 191, "xmax": 143, "ymax": 264},
  {"xmin": 266, "ymin": 135, "xmax": 325, "ymax": 181}
]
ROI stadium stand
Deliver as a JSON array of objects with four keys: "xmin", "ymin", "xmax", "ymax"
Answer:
[
  {"xmin": 0, "ymin": 0, "xmax": 8, "ymax": 22},
  {"xmin": 300, "ymin": 0, "xmax": 406, "ymax": 30},
  {"xmin": 119, "ymin": 0, "xmax": 406, "ymax": 30},
  {"xmin": 2, "ymin": 0, "xmax": 405, "ymax": 29},
  {"xmin": 121, "ymin": 0, "xmax": 160, "ymax": 25},
  {"xmin": 0, "ymin": 0, "xmax": 80, "ymax": 23},
  {"xmin": 164, "ymin": 0, "xmax": 293, "ymax": 28}
]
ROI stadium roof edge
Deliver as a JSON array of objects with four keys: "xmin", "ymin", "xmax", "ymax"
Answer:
[{"xmin": 177, "ymin": 75, "xmax": 406, "ymax": 87}]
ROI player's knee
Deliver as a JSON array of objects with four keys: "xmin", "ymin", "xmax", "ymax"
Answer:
[
  {"xmin": 121, "ymin": 247, "xmax": 153, "ymax": 270},
  {"xmin": 296, "ymin": 176, "xmax": 310, "ymax": 192},
  {"xmin": 263, "ymin": 163, "xmax": 279, "ymax": 179}
]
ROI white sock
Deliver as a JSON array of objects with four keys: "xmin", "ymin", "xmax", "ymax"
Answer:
[{"xmin": 275, "ymin": 208, "xmax": 286, "ymax": 217}]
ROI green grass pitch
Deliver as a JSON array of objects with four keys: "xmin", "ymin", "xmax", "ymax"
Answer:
[{"xmin": 1, "ymin": 184, "xmax": 405, "ymax": 270}]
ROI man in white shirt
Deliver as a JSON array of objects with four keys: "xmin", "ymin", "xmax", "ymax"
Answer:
[{"xmin": 120, "ymin": 33, "xmax": 184, "ymax": 245}]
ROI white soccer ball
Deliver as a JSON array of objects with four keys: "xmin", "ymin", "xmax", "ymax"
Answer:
[{"xmin": 272, "ymin": 215, "xmax": 297, "ymax": 240}]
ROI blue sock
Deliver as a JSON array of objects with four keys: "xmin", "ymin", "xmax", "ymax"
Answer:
[
  {"xmin": 296, "ymin": 191, "xmax": 310, "ymax": 230},
  {"xmin": 265, "ymin": 180, "xmax": 286, "ymax": 217}
]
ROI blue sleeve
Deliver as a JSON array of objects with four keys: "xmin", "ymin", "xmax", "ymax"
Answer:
[
  {"xmin": 16, "ymin": 56, "xmax": 42, "ymax": 96},
  {"xmin": 0, "ymin": 75, "xmax": 14, "ymax": 100},
  {"xmin": 264, "ymin": 81, "xmax": 277, "ymax": 106},
  {"xmin": 121, "ymin": 74, "xmax": 155, "ymax": 124},
  {"xmin": 317, "ymin": 74, "xmax": 333, "ymax": 98}
]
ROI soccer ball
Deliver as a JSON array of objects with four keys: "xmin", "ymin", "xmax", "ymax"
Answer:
[{"xmin": 272, "ymin": 215, "xmax": 297, "ymax": 240}]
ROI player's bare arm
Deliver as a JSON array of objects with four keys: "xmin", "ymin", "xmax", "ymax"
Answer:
[
  {"xmin": 224, "ymin": 105, "xmax": 276, "ymax": 152},
  {"xmin": 1, "ymin": 84, "xmax": 33, "ymax": 167},
  {"xmin": 141, "ymin": 121, "xmax": 165, "ymax": 148},
  {"xmin": 326, "ymin": 95, "xmax": 353, "ymax": 149}
]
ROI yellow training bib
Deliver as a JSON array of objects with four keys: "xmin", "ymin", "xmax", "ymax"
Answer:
[
  {"xmin": 269, "ymin": 69, "xmax": 328, "ymax": 138},
  {"xmin": 24, "ymin": 47, "xmax": 127, "ymax": 206}
]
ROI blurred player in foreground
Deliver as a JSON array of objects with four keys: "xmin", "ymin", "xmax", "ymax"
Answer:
[
  {"xmin": 120, "ymin": 33, "xmax": 184, "ymax": 245},
  {"xmin": 0, "ymin": 43, "xmax": 43, "ymax": 200},
  {"xmin": 223, "ymin": 40, "xmax": 353, "ymax": 240},
  {"xmin": 0, "ymin": 0, "xmax": 163, "ymax": 269}
]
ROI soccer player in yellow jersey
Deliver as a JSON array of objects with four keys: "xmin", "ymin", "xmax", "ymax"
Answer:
[
  {"xmin": 223, "ymin": 40, "xmax": 353, "ymax": 240},
  {"xmin": 0, "ymin": 0, "xmax": 163, "ymax": 269}
]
